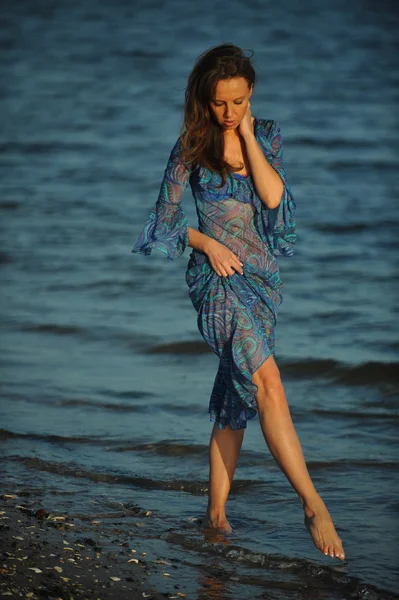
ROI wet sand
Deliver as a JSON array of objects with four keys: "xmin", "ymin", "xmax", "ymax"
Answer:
[{"xmin": 0, "ymin": 494, "xmax": 187, "ymax": 600}]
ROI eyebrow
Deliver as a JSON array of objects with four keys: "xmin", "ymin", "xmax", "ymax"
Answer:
[{"xmin": 213, "ymin": 96, "xmax": 245, "ymax": 102}]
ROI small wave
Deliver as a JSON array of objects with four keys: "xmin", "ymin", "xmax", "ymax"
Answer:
[
  {"xmin": 57, "ymin": 398, "xmax": 149, "ymax": 412},
  {"xmin": 311, "ymin": 408, "xmax": 399, "ymax": 421},
  {"xmin": 46, "ymin": 278, "xmax": 136, "ymax": 293},
  {"xmin": 334, "ymin": 362, "xmax": 399, "ymax": 386},
  {"xmin": 114, "ymin": 439, "xmax": 208, "ymax": 457},
  {"xmin": 168, "ymin": 532, "xmax": 399, "ymax": 600},
  {"xmin": 22, "ymin": 322, "xmax": 88, "ymax": 337},
  {"xmin": 0, "ymin": 200, "xmax": 20, "ymax": 211},
  {"xmin": 0, "ymin": 428, "xmax": 269, "ymax": 465},
  {"xmin": 281, "ymin": 359, "xmax": 399, "ymax": 386},
  {"xmin": 289, "ymin": 137, "xmax": 366, "ymax": 150},
  {"xmin": 0, "ymin": 430, "xmax": 209, "ymax": 461},
  {"xmin": 305, "ymin": 459, "xmax": 398, "ymax": 472},
  {"xmin": 0, "ymin": 429, "xmax": 109, "ymax": 446},
  {"xmin": 0, "ymin": 391, "xmax": 154, "ymax": 412},
  {"xmin": 363, "ymin": 397, "xmax": 399, "ymax": 411},
  {"xmin": 113, "ymin": 389, "xmax": 154, "ymax": 400},
  {"xmin": 313, "ymin": 222, "xmax": 369, "ymax": 233},
  {"xmin": 310, "ymin": 309, "xmax": 359, "ymax": 322},
  {"xmin": 158, "ymin": 401, "xmax": 204, "ymax": 416},
  {"xmin": 313, "ymin": 218, "xmax": 397, "ymax": 234},
  {"xmin": 0, "ymin": 140, "xmax": 97, "ymax": 154},
  {"xmin": 148, "ymin": 340, "xmax": 212, "ymax": 355},
  {"xmin": 6, "ymin": 455, "xmax": 256, "ymax": 495},
  {"xmin": 19, "ymin": 322, "xmax": 110, "ymax": 343},
  {"xmin": 281, "ymin": 358, "xmax": 339, "ymax": 378},
  {"xmin": 328, "ymin": 159, "xmax": 399, "ymax": 172},
  {"xmin": 0, "ymin": 251, "xmax": 11, "ymax": 264}
]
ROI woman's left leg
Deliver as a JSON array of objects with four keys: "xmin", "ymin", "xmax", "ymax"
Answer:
[{"xmin": 252, "ymin": 355, "xmax": 345, "ymax": 560}]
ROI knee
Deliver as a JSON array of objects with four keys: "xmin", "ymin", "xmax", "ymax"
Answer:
[
  {"xmin": 257, "ymin": 369, "xmax": 284, "ymax": 398},
  {"xmin": 253, "ymin": 360, "xmax": 285, "ymax": 408}
]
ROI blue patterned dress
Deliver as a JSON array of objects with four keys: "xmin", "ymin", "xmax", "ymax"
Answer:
[{"xmin": 132, "ymin": 118, "xmax": 296, "ymax": 430}]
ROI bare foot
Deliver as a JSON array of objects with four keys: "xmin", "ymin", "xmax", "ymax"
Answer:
[
  {"xmin": 304, "ymin": 498, "xmax": 345, "ymax": 560},
  {"xmin": 201, "ymin": 508, "xmax": 232, "ymax": 533}
]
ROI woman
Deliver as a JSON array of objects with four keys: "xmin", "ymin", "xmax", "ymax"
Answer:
[{"xmin": 132, "ymin": 44, "xmax": 345, "ymax": 561}]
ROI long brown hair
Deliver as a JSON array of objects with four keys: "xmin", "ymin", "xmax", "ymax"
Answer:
[{"xmin": 180, "ymin": 43, "xmax": 256, "ymax": 185}]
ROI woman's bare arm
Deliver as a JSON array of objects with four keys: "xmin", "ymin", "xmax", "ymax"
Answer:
[
  {"xmin": 188, "ymin": 226, "xmax": 214, "ymax": 254},
  {"xmin": 239, "ymin": 111, "xmax": 283, "ymax": 209},
  {"xmin": 188, "ymin": 226, "xmax": 244, "ymax": 278},
  {"xmin": 242, "ymin": 133, "xmax": 283, "ymax": 209}
]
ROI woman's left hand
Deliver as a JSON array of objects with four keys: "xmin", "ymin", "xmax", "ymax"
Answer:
[{"xmin": 238, "ymin": 103, "xmax": 255, "ymax": 138}]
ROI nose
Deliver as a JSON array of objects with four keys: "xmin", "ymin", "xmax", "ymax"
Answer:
[{"xmin": 224, "ymin": 105, "xmax": 234, "ymax": 118}]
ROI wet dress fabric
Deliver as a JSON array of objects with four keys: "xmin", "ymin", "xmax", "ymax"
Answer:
[{"xmin": 132, "ymin": 118, "xmax": 296, "ymax": 430}]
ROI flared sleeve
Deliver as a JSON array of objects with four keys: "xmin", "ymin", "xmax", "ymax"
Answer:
[
  {"xmin": 131, "ymin": 137, "xmax": 191, "ymax": 260},
  {"xmin": 253, "ymin": 120, "xmax": 297, "ymax": 256}
]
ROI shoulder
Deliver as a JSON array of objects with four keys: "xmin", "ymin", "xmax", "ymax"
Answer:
[
  {"xmin": 255, "ymin": 118, "xmax": 286, "ymax": 158},
  {"xmin": 169, "ymin": 135, "xmax": 183, "ymax": 157},
  {"xmin": 167, "ymin": 135, "xmax": 194, "ymax": 173},
  {"xmin": 167, "ymin": 135, "xmax": 187, "ymax": 164},
  {"xmin": 254, "ymin": 118, "xmax": 280, "ymax": 139}
]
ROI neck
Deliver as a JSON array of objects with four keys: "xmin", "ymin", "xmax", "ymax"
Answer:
[{"xmin": 223, "ymin": 127, "xmax": 240, "ymax": 138}]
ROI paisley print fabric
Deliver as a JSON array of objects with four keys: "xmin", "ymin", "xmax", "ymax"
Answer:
[{"xmin": 132, "ymin": 118, "xmax": 296, "ymax": 430}]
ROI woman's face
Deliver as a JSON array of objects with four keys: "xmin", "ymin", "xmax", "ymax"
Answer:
[{"xmin": 210, "ymin": 76, "xmax": 253, "ymax": 130}]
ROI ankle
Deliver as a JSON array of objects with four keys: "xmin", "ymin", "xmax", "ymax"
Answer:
[
  {"xmin": 207, "ymin": 504, "xmax": 226, "ymax": 520},
  {"xmin": 300, "ymin": 493, "xmax": 324, "ymax": 516}
]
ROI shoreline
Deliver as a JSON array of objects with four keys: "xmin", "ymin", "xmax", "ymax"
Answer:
[
  {"xmin": 0, "ymin": 493, "xmax": 187, "ymax": 600},
  {"xmin": 1, "ymin": 490, "xmax": 398, "ymax": 600}
]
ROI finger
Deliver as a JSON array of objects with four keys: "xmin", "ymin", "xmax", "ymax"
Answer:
[
  {"xmin": 229, "ymin": 252, "xmax": 243, "ymax": 264},
  {"xmin": 233, "ymin": 259, "xmax": 244, "ymax": 274},
  {"xmin": 215, "ymin": 263, "xmax": 226, "ymax": 277},
  {"xmin": 230, "ymin": 255, "xmax": 244, "ymax": 272},
  {"xmin": 230, "ymin": 264, "xmax": 242, "ymax": 275}
]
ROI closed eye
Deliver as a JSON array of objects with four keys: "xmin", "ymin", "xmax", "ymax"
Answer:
[
  {"xmin": 213, "ymin": 98, "xmax": 245, "ymax": 106},
  {"xmin": 214, "ymin": 101, "xmax": 244, "ymax": 107}
]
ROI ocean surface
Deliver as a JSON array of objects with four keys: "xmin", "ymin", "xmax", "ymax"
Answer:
[{"xmin": 1, "ymin": 0, "xmax": 398, "ymax": 598}]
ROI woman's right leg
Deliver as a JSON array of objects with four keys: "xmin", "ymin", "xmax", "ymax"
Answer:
[{"xmin": 202, "ymin": 422, "xmax": 245, "ymax": 531}]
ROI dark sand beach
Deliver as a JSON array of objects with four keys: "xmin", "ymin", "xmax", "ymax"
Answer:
[
  {"xmin": 0, "ymin": 494, "xmax": 187, "ymax": 600},
  {"xmin": 2, "ymin": 490, "xmax": 399, "ymax": 600}
]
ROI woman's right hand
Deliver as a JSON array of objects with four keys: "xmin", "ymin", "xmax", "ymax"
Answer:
[{"xmin": 204, "ymin": 238, "xmax": 244, "ymax": 278}]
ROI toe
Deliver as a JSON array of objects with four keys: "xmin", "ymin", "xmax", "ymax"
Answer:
[
  {"xmin": 334, "ymin": 538, "xmax": 344, "ymax": 557},
  {"xmin": 337, "ymin": 546, "xmax": 345, "ymax": 560}
]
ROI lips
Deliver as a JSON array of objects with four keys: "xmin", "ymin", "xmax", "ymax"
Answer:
[{"xmin": 224, "ymin": 120, "xmax": 235, "ymax": 126}]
